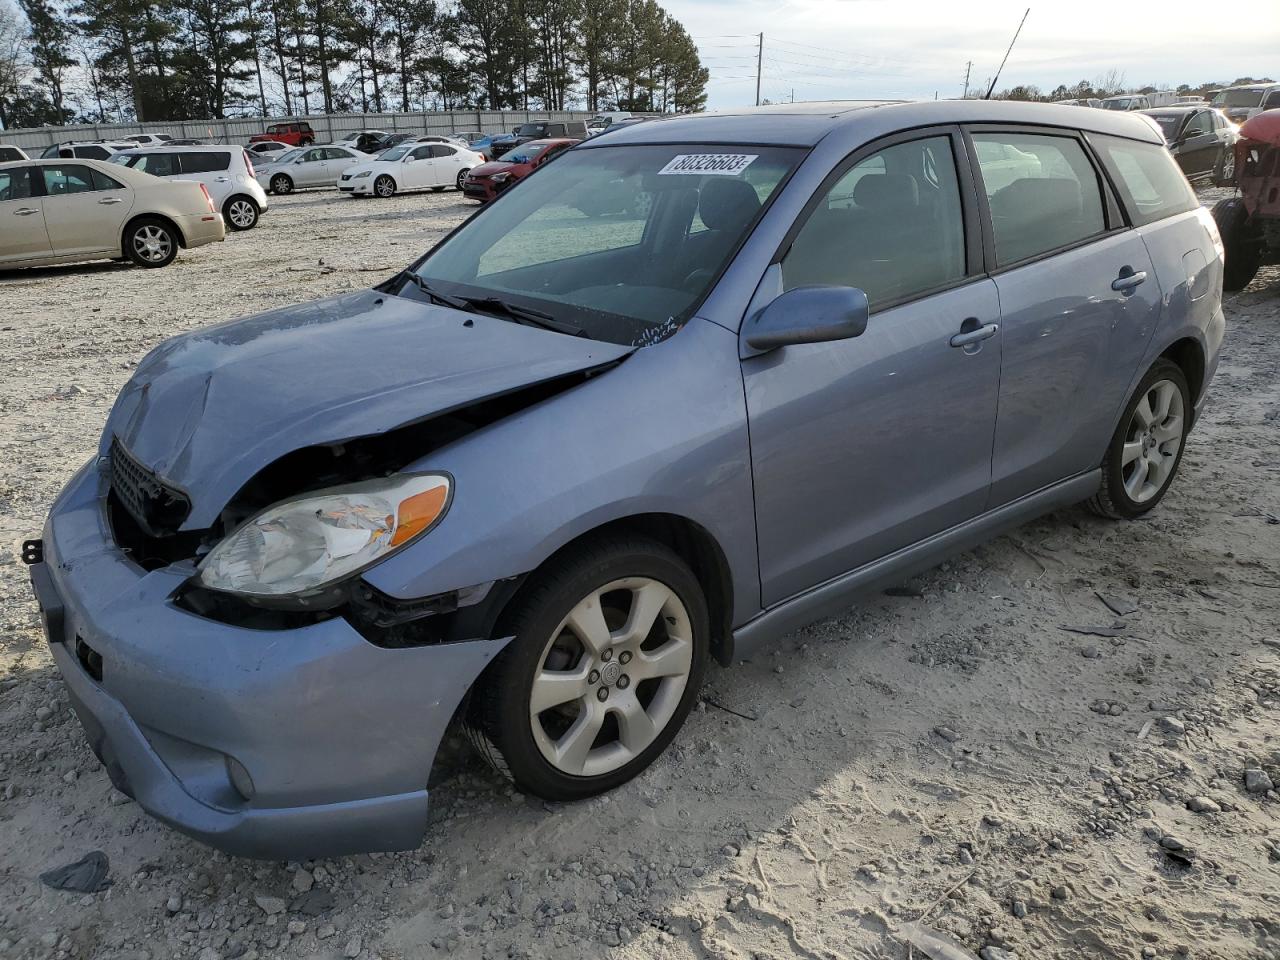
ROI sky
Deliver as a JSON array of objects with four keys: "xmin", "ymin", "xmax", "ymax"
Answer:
[{"xmin": 668, "ymin": 0, "xmax": 1280, "ymax": 109}]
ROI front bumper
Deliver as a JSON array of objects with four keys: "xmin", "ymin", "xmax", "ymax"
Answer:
[
  {"xmin": 463, "ymin": 179, "xmax": 496, "ymax": 202},
  {"xmin": 30, "ymin": 459, "xmax": 508, "ymax": 859},
  {"xmin": 340, "ymin": 177, "xmax": 374, "ymax": 195}
]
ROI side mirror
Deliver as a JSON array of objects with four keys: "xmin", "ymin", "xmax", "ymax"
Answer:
[
  {"xmin": 745, "ymin": 285, "xmax": 870, "ymax": 351},
  {"xmin": 404, "ymin": 155, "xmax": 416, "ymax": 162}
]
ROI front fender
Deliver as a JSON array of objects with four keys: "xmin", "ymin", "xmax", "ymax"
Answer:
[{"xmin": 362, "ymin": 317, "xmax": 761, "ymax": 627}]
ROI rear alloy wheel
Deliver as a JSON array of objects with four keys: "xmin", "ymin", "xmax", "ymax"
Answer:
[
  {"xmin": 224, "ymin": 196, "xmax": 259, "ymax": 231},
  {"xmin": 124, "ymin": 219, "xmax": 178, "ymax": 268},
  {"xmin": 1214, "ymin": 146, "xmax": 1236, "ymax": 187},
  {"xmin": 374, "ymin": 175, "xmax": 396, "ymax": 198},
  {"xmin": 270, "ymin": 174, "xmax": 293, "ymax": 195},
  {"xmin": 470, "ymin": 537, "xmax": 709, "ymax": 800},
  {"xmin": 1088, "ymin": 359, "xmax": 1190, "ymax": 519},
  {"xmin": 456, "ymin": 168, "xmax": 470, "ymax": 190}
]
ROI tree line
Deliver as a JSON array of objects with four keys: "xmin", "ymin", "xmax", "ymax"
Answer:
[
  {"xmin": 0, "ymin": 0, "xmax": 708, "ymax": 127},
  {"xmin": 985, "ymin": 71, "xmax": 1276, "ymax": 104}
]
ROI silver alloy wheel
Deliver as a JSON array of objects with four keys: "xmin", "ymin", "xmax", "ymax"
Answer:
[
  {"xmin": 457, "ymin": 168, "xmax": 469, "ymax": 189},
  {"xmin": 132, "ymin": 224, "xmax": 172, "ymax": 263},
  {"xmin": 1122, "ymin": 378, "xmax": 1184, "ymax": 503},
  {"xmin": 227, "ymin": 199, "xmax": 257, "ymax": 229},
  {"xmin": 1221, "ymin": 149, "xmax": 1235, "ymax": 181},
  {"xmin": 375, "ymin": 175, "xmax": 395, "ymax": 198},
  {"xmin": 529, "ymin": 577, "xmax": 693, "ymax": 778}
]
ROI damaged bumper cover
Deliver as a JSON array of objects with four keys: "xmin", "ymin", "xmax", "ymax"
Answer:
[{"xmin": 31, "ymin": 460, "xmax": 510, "ymax": 859}]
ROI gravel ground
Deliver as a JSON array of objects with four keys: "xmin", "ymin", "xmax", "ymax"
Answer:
[{"xmin": 0, "ymin": 186, "xmax": 1278, "ymax": 960}]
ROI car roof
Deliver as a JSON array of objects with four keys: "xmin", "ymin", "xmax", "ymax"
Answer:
[
  {"xmin": 584, "ymin": 99, "xmax": 1164, "ymax": 149},
  {"xmin": 117, "ymin": 143, "xmax": 234, "ymax": 152},
  {"xmin": 1141, "ymin": 106, "xmax": 1210, "ymax": 116}
]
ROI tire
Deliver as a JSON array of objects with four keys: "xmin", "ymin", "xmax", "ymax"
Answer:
[
  {"xmin": 456, "ymin": 168, "xmax": 470, "ymax": 190},
  {"xmin": 123, "ymin": 218, "xmax": 178, "ymax": 268},
  {"xmin": 223, "ymin": 195, "xmax": 259, "ymax": 231},
  {"xmin": 1212, "ymin": 198, "xmax": 1261, "ymax": 292},
  {"xmin": 1088, "ymin": 359, "xmax": 1191, "ymax": 520},
  {"xmin": 374, "ymin": 174, "xmax": 396, "ymax": 198},
  {"xmin": 469, "ymin": 536, "xmax": 710, "ymax": 801},
  {"xmin": 1213, "ymin": 145, "xmax": 1236, "ymax": 187},
  {"xmin": 270, "ymin": 173, "xmax": 293, "ymax": 196}
]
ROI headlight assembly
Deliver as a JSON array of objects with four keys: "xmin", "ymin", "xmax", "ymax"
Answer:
[
  {"xmin": 197, "ymin": 473, "xmax": 450, "ymax": 599},
  {"xmin": 354, "ymin": 170, "xmax": 372, "ymax": 179}
]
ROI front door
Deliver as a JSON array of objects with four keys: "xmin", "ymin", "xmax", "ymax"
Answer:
[
  {"xmin": 1173, "ymin": 110, "xmax": 1217, "ymax": 178},
  {"xmin": 744, "ymin": 131, "xmax": 1002, "ymax": 606},
  {"xmin": 0, "ymin": 168, "xmax": 51, "ymax": 264},
  {"xmin": 967, "ymin": 127, "xmax": 1162, "ymax": 506},
  {"xmin": 403, "ymin": 145, "xmax": 435, "ymax": 188}
]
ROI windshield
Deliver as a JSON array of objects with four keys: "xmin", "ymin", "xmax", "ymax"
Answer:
[
  {"xmin": 513, "ymin": 143, "xmax": 552, "ymax": 161},
  {"xmin": 107, "ymin": 154, "xmax": 132, "ymax": 165},
  {"xmin": 1212, "ymin": 88, "xmax": 1264, "ymax": 108},
  {"xmin": 1102, "ymin": 98, "xmax": 1136, "ymax": 110},
  {"xmin": 379, "ymin": 144, "xmax": 413, "ymax": 161},
  {"xmin": 1146, "ymin": 114, "xmax": 1181, "ymax": 140},
  {"xmin": 411, "ymin": 143, "xmax": 802, "ymax": 346},
  {"xmin": 273, "ymin": 148, "xmax": 304, "ymax": 164},
  {"xmin": 514, "ymin": 124, "xmax": 548, "ymax": 137}
]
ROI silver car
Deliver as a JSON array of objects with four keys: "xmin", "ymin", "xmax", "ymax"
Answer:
[
  {"xmin": 256, "ymin": 144, "xmax": 364, "ymax": 194},
  {"xmin": 27, "ymin": 100, "xmax": 1223, "ymax": 858}
]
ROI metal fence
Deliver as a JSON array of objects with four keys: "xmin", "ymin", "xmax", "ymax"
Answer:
[{"xmin": 0, "ymin": 109, "xmax": 598, "ymax": 150}]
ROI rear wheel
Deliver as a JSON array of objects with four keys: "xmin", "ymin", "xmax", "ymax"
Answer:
[
  {"xmin": 469, "ymin": 536, "xmax": 709, "ymax": 801},
  {"xmin": 374, "ymin": 174, "xmax": 396, "ymax": 198},
  {"xmin": 223, "ymin": 196, "xmax": 259, "ymax": 231},
  {"xmin": 1212, "ymin": 197, "xmax": 1261, "ymax": 291},
  {"xmin": 1088, "ymin": 359, "xmax": 1191, "ymax": 519},
  {"xmin": 1213, "ymin": 145, "xmax": 1236, "ymax": 187},
  {"xmin": 124, "ymin": 218, "xmax": 178, "ymax": 268},
  {"xmin": 270, "ymin": 173, "xmax": 293, "ymax": 196}
]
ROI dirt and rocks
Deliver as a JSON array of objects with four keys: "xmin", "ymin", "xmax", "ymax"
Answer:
[{"xmin": 0, "ymin": 187, "xmax": 1278, "ymax": 960}]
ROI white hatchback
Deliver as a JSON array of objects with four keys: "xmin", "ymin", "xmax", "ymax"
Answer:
[
  {"xmin": 110, "ymin": 145, "xmax": 269, "ymax": 231},
  {"xmin": 338, "ymin": 142, "xmax": 484, "ymax": 198}
]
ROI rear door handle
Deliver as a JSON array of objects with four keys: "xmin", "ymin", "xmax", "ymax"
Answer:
[
  {"xmin": 97, "ymin": 197, "xmax": 124, "ymax": 205},
  {"xmin": 950, "ymin": 322, "xmax": 999, "ymax": 348},
  {"xmin": 1111, "ymin": 268, "xmax": 1147, "ymax": 292},
  {"xmin": 14, "ymin": 207, "xmax": 40, "ymax": 216}
]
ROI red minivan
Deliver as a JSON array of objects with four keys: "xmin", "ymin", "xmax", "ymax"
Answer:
[{"xmin": 249, "ymin": 121, "xmax": 315, "ymax": 147}]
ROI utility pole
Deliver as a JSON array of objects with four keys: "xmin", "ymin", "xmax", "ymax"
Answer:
[
  {"xmin": 755, "ymin": 32, "xmax": 763, "ymax": 106},
  {"xmin": 963, "ymin": 60, "xmax": 972, "ymax": 99}
]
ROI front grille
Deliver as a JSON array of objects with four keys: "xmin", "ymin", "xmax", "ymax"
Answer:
[{"xmin": 109, "ymin": 439, "xmax": 191, "ymax": 538}]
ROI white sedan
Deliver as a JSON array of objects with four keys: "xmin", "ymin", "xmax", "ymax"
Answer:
[{"xmin": 338, "ymin": 142, "xmax": 484, "ymax": 198}]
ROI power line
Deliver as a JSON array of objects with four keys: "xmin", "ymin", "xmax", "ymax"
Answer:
[{"xmin": 767, "ymin": 36, "xmax": 925, "ymax": 65}]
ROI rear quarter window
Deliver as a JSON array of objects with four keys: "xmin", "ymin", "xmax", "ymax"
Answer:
[{"xmin": 1090, "ymin": 134, "xmax": 1197, "ymax": 227}]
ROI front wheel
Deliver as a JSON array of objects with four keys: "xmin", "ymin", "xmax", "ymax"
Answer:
[
  {"xmin": 374, "ymin": 174, "xmax": 396, "ymax": 198},
  {"xmin": 1088, "ymin": 359, "xmax": 1191, "ymax": 519},
  {"xmin": 456, "ymin": 168, "xmax": 470, "ymax": 190},
  {"xmin": 469, "ymin": 537, "xmax": 709, "ymax": 801},
  {"xmin": 124, "ymin": 218, "xmax": 178, "ymax": 268},
  {"xmin": 224, "ymin": 196, "xmax": 259, "ymax": 231}
]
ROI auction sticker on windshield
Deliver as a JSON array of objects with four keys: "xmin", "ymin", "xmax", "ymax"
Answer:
[{"xmin": 658, "ymin": 154, "xmax": 758, "ymax": 176}]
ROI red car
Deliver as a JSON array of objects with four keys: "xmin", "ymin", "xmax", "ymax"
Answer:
[
  {"xmin": 462, "ymin": 138, "xmax": 579, "ymax": 202},
  {"xmin": 249, "ymin": 121, "xmax": 315, "ymax": 148}
]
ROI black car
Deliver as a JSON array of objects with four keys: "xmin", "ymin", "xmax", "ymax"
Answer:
[
  {"xmin": 495, "ymin": 119, "xmax": 589, "ymax": 157},
  {"xmin": 1140, "ymin": 106, "xmax": 1239, "ymax": 185}
]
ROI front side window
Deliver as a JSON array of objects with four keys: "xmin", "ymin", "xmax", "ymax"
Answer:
[
  {"xmin": 409, "ymin": 146, "xmax": 433, "ymax": 161},
  {"xmin": 42, "ymin": 165, "xmax": 96, "ymax": 195},
  {"xmin": 415, "ymin": 143, "xmax": 801, "ymax": 345},
  {"xmin": 0, "ymin": 167, "xmax": 34, "ymax": 201},
  {"xmin": 971, "ymin": 131, "xmax": 1105, "ymax": 266},
  {"xmin": 303, "ymin": 149, "xmax": 326, "ymax": 163},
  {"xmin": 782, "ymin": 135, "xmax": 966, "ymax": 309},
  {"xmin": 1183, "ymin": 112, "xmax": 1210, "ymax": 137},
  {"xmin": 1090, "ymin": 134, "xmax": 1197, "ymax": 227}
]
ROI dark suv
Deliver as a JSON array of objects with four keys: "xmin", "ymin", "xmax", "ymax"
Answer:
[{"xmin": 495, "ymin": 120, "xmax": 589, "ymax": 157}]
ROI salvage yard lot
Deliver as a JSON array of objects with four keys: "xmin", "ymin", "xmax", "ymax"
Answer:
[{"xmin": 1, "ymin": 188, "xmax": 1278, "ymax": 960}]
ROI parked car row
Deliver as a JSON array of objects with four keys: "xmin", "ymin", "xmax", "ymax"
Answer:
[{"xmin": 1139, "ymin": 105, "xmax": 1239, "ymax": 184}]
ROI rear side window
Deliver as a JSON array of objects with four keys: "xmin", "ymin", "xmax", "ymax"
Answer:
[
  {"xmin": 783, "ymin": 135, "xmax": 967, "ymax": 309},
  {"xmin": 131, "ymin": 152, "xmax": 179, "ymax": 176},
  {"xmin": 430, "ymin": 145, "xmax": 455, "ymax": 158},
  {"xmin": 0, "ymin": 147, "xmax": 23, "ymax": 161},
  {"xmin": 1090, "ymin": 135, "xmax": 1196, "ymax": 227},
  {"xmin": 0, "ymin": 167, "xmax": 34, "ymax": 200},
  {"xmin": 971, "ymin": 131, "xmax": 1106, "ymax": 266},
  {"xmin": 179, "ymin": 151, "xmax": 230, "ymax": 173}
]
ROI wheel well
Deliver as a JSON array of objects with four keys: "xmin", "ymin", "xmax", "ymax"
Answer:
[
  {"xmin": 500, "ymin": 514, "xmax": 736, "ymax": 667},
  {"xmin": 1160, "ymin": 338, "xmax": 1205, "ymax": 407},
  {"xmin": 121, "ymin": 213, "xmax": 186, "ymax": 253}
]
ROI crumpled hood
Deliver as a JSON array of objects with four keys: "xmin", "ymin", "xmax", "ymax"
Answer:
[{"xmin": 103, "ymin": 289, "xmax": 633, "ymax": 529}]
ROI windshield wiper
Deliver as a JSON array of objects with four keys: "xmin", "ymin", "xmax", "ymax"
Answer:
[
  {"xmin": 397, "ymin": 271, "xmax": 470, "ymax": 310},
  {"xmin": 456, "ymin": 295, "xmax": 584, "ymax": 336}
]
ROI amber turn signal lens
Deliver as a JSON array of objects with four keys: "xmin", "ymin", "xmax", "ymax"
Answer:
[{"xmin": 390, "ymin": 484, "xmax": 449, "ymax": 546}]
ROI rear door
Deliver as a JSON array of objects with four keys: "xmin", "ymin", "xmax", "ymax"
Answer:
[
  {"xmin": 744, "ymin": 128, "xmax": 1002, "ymax": 604},
  {"xmin": 430, "ymin": 145, "xmax": 464, "ymax": 185},
  {"xmin": 0, "ymin": 167, "xmax": 51, "ymax": 264},
  {"xmin": 40, "ymin": 163, "xmax": 133, "ymax": 257},
  {"xmin": 967, "ymin": 126, "xmax": 1161, "ymax": 507},
  {"xmin": 178, "ymin": 150, "xmax": 233, "ymax": 204}
]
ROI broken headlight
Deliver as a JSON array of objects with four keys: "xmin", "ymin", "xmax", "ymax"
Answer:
[{"xmin": 197, "ymin": 473, "xmax": 451, "ymax": 598}]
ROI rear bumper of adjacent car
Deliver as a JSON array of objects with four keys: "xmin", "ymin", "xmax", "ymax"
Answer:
[
  {"xmin": 30, "ymin": 458, "xmax": 508, "ymax": 859},
  {"xmin": 175, "ymin": 211, "xmax": 225, "ymax": 248}
]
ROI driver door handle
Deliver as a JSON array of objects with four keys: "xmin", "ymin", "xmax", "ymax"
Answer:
[
  {"xmin": 14, "ymin": 207, "xmax": 40, "ymax": 216},
  {"xmin": 949, "ymin": 321, "xmax": 999, "ymax": 348}
]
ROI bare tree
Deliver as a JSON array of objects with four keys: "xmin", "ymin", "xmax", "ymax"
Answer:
[{"xmin": 0, "ymin": 0, "xmax": 24, "ymax": 127}]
